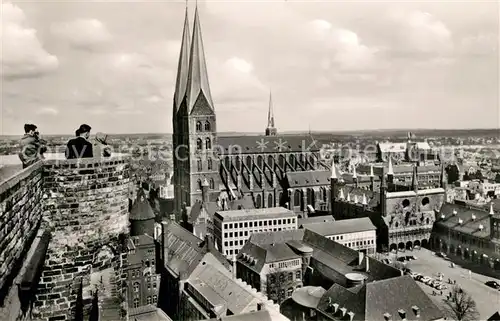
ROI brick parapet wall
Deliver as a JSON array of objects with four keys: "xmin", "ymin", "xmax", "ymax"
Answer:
[
  {"xmin": 0, "ymin": 162, "xmax": 44, "ymax": 320},
  {"xmin": 34, "ymin": 156, "xmax": 132, "ymax": 321}
]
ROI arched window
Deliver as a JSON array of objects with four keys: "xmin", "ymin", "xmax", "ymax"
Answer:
[
  {"xmin": 309, "ymin": 155, "xmax": 315, "ymax": 167},
  {"xmin": 288, "ymin": 154, "xmax": 295, "ymax": 167},
  {"xmin": 268, "ymin": 193, "xmax": 274, "ymax": 208},
  {"xmin": 153, "ymin": 295, "xmax": 158, "ymax": 303},
  {"xmin": 196, "ymin": 138, "xmax": 202, "ymax": 150},
  {"xmin": 196, "ymin": 121, "xmax": 202, "ymax": 132},
  {"xmin": 209, "ymin": 178, "xmax": 215, "ymax": 189},
  {"xmin": 287, "ymin": 287, "xmax": 293, "ymax": 297},
  {"xmin": 299, "ymin": 154, "xmax": 304, "ymax": 165},
  {"xmin": 257, "ymin": 156, "xmax": 263, "ymax": 169},
  {"xmin": 278, "ymin": 192, "xmax": 283, "ymax": 205},
  {"xmin": 256, "ymin": 194, "xmax": 262, "ymax": 208},
  {"xmin": 288, "ymin": 272, "xmax": 293, "ymax": 282},
  {"xmin": 133, "ymin": 298, "xmax": 139, "ymax": 308},
  {"xmin": 279, "ymin": 155, "xmax": 285, "ymax": 168},
  {"xmin": 296, "ymin": 270, "xmax": 301, "ymax": 279},
  {"xmin": 204, "ymin": 121, "xmax": 211, "ymax": 131},
  {"xmin": 205, "ymin": 137, "xmax": 211, "ymax": 149},
  {"xmin": 306, "ymin": 188, "xmax": 314, "ymax": 205},
  {"xmin": 207, "ymin": 159, "xmax": 213, "ymax": 170},
  {"xmin": 133, "ymin": 283, "xmax": 139, "ymax": 293},
  {"xmin": 267, "ymin": 155, "xmax": 274, "ymax": 167},
  {"xmin": 147, "ymin": 296, "xmax": 152, "ymax": 304},
  {"xmin": 197, "ymin": 179, "xmax": 202, "ymax": 190},
  {"xmin": 224, "ymin": 157, "xmax": 230, "ymax": 169},
  {"xmin": 235, "ymin": 156, "xmax": 241, "ymax": 171},
  {"xmin": 246, "ymin": 156, "xmax": 252, "ymax": 168},
  {"xmin": 294, "ymin": 190, "xmax": 301, "ymax": 206},
  {"xmin": 197, "ymin": 159, "xmax": 202, "ymax": 171}
]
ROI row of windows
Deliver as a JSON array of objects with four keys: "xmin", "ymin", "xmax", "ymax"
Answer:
[
  {"xmin": 268, "ymin": 271, "xmax": 302, "ymax": 283},
  {"xmin": 133, "ymin": 281, "xmax": 158, "ymax": 292},
  {"xmin": 223, "ymin": 227, "xmax": 295, "ymax": 247},
  {"xmin": 130, "ymin": 264, "xmax": 155, "ymax": 278},
  {"xmin": 196, "ymin": 121, "xmax": 211, "ymax": 132},
  {"xmin": 132, "ymin": 295, "xmax": 158, "ymax": 308},
  {"xmin": 197, "ymin": 159, "xmax": 214, "ymax": 171},
  {"xmin": 223, "ymin": 218, "xmax": 296, "ymax": 230},
  {"xmin": 277, "ymin": 259, "xmax": 301, "ymax": 269},
  {"xmin": 224, "ymin": 154, "xmax": 316, "ymax": 172},
  {"xmin": 196, "ymin": 178, "xmax": 215, "ymax": 190},
  {"xmin": 293, "ymin": 188, "xmax": 328, "ymax": 207},
  {"xmin": 337, "ymin": 240, "xmax": 375, "ymax": 247},
  {"xmin": 196, "ymin": 138, "xmax": 212, "ymax": 150}
]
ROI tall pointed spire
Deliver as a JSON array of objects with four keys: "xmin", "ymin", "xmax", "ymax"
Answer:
[
  {"xmin": 265, "ymin": 90, "xmax": 277, "ymax": 136},
  {"xmin": 186, "ymin": 6, "xmax": 214, "ymax": 113},
  {"xmin": 331, "ymin": 161, "xmax": 337, "ymax": 180},
  {"xmin": 490, "ymin": 202, "xmax": 495, "ymax": 215},
  {"xmin": 268, "ymin": 90, "xmax": 275, "ymax": 127},
  {"xmin": 173, "ymin": 5, "xmax": 191, "ymax": 113}
]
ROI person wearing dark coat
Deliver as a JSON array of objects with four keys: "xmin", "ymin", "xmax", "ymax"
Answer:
[
  {"xmin": 18, "ymin": 124, "xmax": 47, "ymax": 168},
  {"xmin": 65, "ymin": 124, "xmax": 94, "ymax": 159}
]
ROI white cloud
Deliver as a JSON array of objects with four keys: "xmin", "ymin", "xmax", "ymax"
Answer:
[
  {"xmin": 1, "ymin": 2, "xmax": 58, "ymax": 79},
  {"xmin": 51, "ymin": 18, "xmax": 111, "ymax": 50},
  {"xmin": 36, "ymin": 107, "xmax": 59, "ymax": 115},
  {"xmin": 227, "ymin": 57, "xmax": 253, "ymax": 73},
  {"xmin": 390, "ymin": 10, "xmax": 453, "ymax": 53}
]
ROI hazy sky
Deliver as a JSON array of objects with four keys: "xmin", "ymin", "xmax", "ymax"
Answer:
[{"xmin": 1, "ymin": 0, "xmax": 498, "ymax": 135}]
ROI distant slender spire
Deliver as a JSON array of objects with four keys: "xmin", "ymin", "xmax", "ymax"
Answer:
[
  {"xmin": 268, "ymin": 90, "xmax": 275, "ymax": 127},
  {"xmin": 362, "ymin": 193, "xmax": 368, "ymax": 206},
  {"xmin": 347, "ymin": 192, "xmax": 351, "ymax": 203},
  {"xmin": 265, "ymin": 90, "xmax": 277, "ymax": 136},
  {"xmin": 490, "ymin": 202, "xmax": 495, "ymax": 215},
  {"xmin": 352, "ymin": 164, "xmax": 357, "ymax": 179},
  {"xmin": 186, "ymin": 6, "xmax": 214, "ymax": 113},
  {"xmin": 339, "ymin": 188, "xmax": 345, "ymax": 200},
  {"xmin": 173, "ymin": 6, "xmax": 191, "ymax": 113},
  {"xmin": 370, "ymin": 164, "xmax": 374, "ymax": 177}
]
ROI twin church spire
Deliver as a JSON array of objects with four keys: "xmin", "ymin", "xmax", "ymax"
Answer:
[{"xmin": 173, "ymin": 4, "xmax": 214, "ymax": 116}]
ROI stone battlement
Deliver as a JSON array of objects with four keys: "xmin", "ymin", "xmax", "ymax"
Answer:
[{"xmin": 0, "ymin": 155, "xmax": 132, "ymax": 321}]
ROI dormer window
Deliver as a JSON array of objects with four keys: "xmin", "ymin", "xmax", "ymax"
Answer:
[{"xmin": 398, "ymin": 309, "xmax": 406, "ymax": 320}]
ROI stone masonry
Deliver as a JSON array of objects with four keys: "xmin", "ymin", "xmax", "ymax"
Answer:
[
  {"xmin": 0, "ymin": 162, "xmax": 44, "ymax": 320},
  {"xmin": 34, "ymin": 157, "xmax": 131, "ymax": 321}
]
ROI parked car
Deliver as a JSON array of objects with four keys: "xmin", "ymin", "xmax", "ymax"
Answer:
[
  {"xmin": 397, "ymin": 256, "xmax": 407, "ymax": 262},
  {"xmin": 421, "ymin": 276, "xmax": 431, "ymax": 283},
  {"xmin": 485, "ymin": 281, "xmax": 500, "ymax": 290},
  {"xmin": 415, "ymin": 275, "xmax": 423, "ymax": 281},
  {"xmin": 382, "ymin": 258, "xmax": 392, "ymax": 264},
  {"xmin": 436, "ymin": 252, "xmax": 448, "ymax": 259},
  {"xmin": 406, "ymin": 255, "xmax": 417, "ymax": 261}
]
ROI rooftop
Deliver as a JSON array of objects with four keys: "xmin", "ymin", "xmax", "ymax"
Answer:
[
  {"xmin": 303, "ymin": 218, "xmax": 376, "ymax": 236},
  {"xmin": 435, "ymin": 202, "xmax": 494, "ymax": 238},
  {"xmin": 215, "ymin": 207, "xmax": 296, "ymax": 222}
]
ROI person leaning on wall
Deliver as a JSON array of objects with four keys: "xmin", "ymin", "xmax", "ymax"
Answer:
[{"xmin": 65, "ymin": 124, "xmax": 94, "ymax": 159}]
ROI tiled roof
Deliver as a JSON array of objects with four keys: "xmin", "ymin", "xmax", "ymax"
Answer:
[
  {"xmin": 436, "ymin": 203, "xmax": 493, "ymax": 238},
  {"xmin": 215, "ymin": 207, "xmax": 296, "ymax": 222},
  {"xmin": 335, "ymin": 186, "xmax": 379, "ymax": 208},
  {"xmin": 129, "ymin": 305, "xmax": 173, "ymax": 321},
  {"xmin": 188, "ymin": 263, "xmax": 258, "ymax": 315},
  {"xmin": 130, "ymin": 189, "xmax": 155, "ymax": 221},
  {"xmin": 218, "ymin": 135, "xmax": 320, "ymax": 154},
  {"xmin": 285, "ymin": 170, "xmax": 332, "ymax": 188},
  {"xmin": 298, "ymin": 215, "xmax": 334, "ymax": 227},
  {"xmin": 189, "ymin": 195, "xmax": 256, "ymax": 223},
  {"xmin": 303, "ymin": 218, "xmax": 376, "ymax": 236},
  {"xmin": 365, "ymin": 276, "xmax": 443, "ymax": 321},
  {"xmin": 317, "ymin": 276, "xmax": 443, "ymax": 321},
  {"xmin": 205, "ymin": 310, "xmax": 286, "ymax": 321},
  {"xmin": 249, "ymin": 229, "xmax": 305, "ymax": 245}
]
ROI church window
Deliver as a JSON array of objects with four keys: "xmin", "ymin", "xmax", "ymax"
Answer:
[
  {"xmin": 279, "ymin": 155, "xmax": 285, "ymax": 168},
  {"xmin": 246, "ymin": 156, "xmax": 252, "ymax": 168},
  {"xmin": 268, "ymin": 194, "xmax": 274, "ymax": 208},
  {"xmin": 225, "ymin": 157, "xmax": 230, "ymax": 169},
  {"xmin": 288, "ymin": 154, "xmax": 295, "ymax": 167},
  {"xmin": 309, "ymin": 155, "xmax": 315, "ymax": 167},
  {"xmin": 299, "ymin": 154, "xmax": 304, "ymax": 165},
  {"xmin": 208, "ymin": 159, "xmax": 213, "ymax": 170},
  {"xmin": 133, "ymin": 282, "xmax": 139, "ymax": 293},
  {"xmin": 267, "ymin": 155, "xmax": 274, "ymax": 167},
  {"xmin": 256, "ymin": 194, "xmax": 262, "ymax": 208},
  {"xmin": 197, "ymin": 179, "xmax": 202, "ymax": 190},
  {"xmin": 321, "ymin": 187, "xmax": 327, "ymax": 201},
  {"xmin": 257, "ymin": 156, "xmax": 263, "ymax": 168},
  {"xmin": 209, "ymin": 178, "xmax": 215, "ymax": 189},
  {"xmin": 196, "ymin": 138, "xmax": 202, "ymax": 150},
  {"xmin": 294, "ymin": 190, "xmax": 301, "ymax": 206},
  {"xmin": 235, "ymin": 156, "xmax": 241, "ymax": 171},
  {"xmin": 205, "ymin": 137, "xmax": 211, "ymax": 149},
  {"xmin": 196, "ymin": 121, "xmax": 202, "ymax": 132},
  {"xmin": 278, "ymin": 192, "xmax": 283, "ymax": 205},
  {"xmin": 204, "ymin": 121, "xmax": 211, "ymax": 131},
  {"xmin": 197, "ymin": 160, "xmax": 202, "ymax": 171},
  {"xmin": 133, "ymin": 298, "xmax": 139, "ymax": 308}
]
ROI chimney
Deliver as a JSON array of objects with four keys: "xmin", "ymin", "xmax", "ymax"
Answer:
[
  {"xmin": 453, "ymin": 209, "xmax": 457, "ymax": 216},
  {"xmin": 479, "ymin": 224, "xmax": 484, "ymax": 231},
  {"xmin": 458, "ymin": 218, "xmax": 463, "ymax": 225},
  {"xmin": 412, "ymin": 306, "xmax": 420, "ymax": 318},
  {"xmin": 471, "ymin": 214, "xmax": 476, "ymax": 221},
  {"xmin": 257, "ymin": 302, "xmax": 265, "ymax": 311},
  {"xmin": 398, "ymin": 309, "xmax": 406, "ymax": 320},
  {"xmin": 440, "ymin": 214, "xmax": 445, "ymax": 220},
  {"xmin": 383, "ymin": 313, "xmax": 392, "ymax": 321}
]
